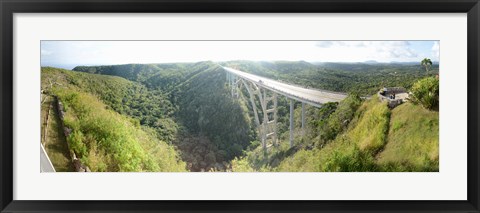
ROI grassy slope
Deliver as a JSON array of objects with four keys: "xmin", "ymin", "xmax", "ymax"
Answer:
[
  {"xmin": 235, "ymin": 96, "xmax": 438, "ymax": 172},
  {"xmin": 44, "ymin": 66, "xmax": 175, "ymax": 128},
  {"xmin": 42, "ymin": 66, "xmax": 134, "ymax": 110},
  {"xmin": 376, "ymin": 102, "xmax": 439, "ymax": 171},
  {"xmin": 349, "ymin": 97, "xmax": 390, "ymax": 153},
  {"xmin": 42, "ymin": 67, "xmax": 186, "ymax": 172},
  {"xmin": 276, "ymin": 97, "xmax": 388, "ymax": 172}
]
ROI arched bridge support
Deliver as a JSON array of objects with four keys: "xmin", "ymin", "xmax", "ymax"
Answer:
[
  {"xmin": 226, "ymin": 71, "xmax": 312, "ymax": 151},
  {"xmin": 231, "ymin": 79, "xmax": 278, "ymax": 152},
  {"xmin": 223, "ymin": 66, "xmax": 344, "ymax": 152}
]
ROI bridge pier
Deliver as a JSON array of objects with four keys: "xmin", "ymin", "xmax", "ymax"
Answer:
[
  {"xmin": 302, "ymin": 102, "xmax": 305, "ymax": 136},
  {"xmin": 239, "ymin": 79, "xmax": 278, "ymax": 152},
  {"xmin": 223, "ymin": 66, "xmax": 348, "ymax": 152},
  {"xmin": 272, "ymin": 93, "xmax": 278, "ymax": 147},
  {"xmin": 227, "ymin": 72, "xmax": 232, "ymax": 90},
  {"xmin": 242, "ymin": 80, "xmax": 260, "ymax": 127},
  {"xmin": 227, "ymin": 73, "xmax": 242, "ymax": 99},
  {"xmin": 260, "ymin": 88, "xmax": 278, "ymax": 151},
  {"xmin": 231, "ymin": 74, "xmax": 235, "ymax": 97},
  {"xmin": 290, "ymin": 99, "xmax": 294, "ymax": 148}
]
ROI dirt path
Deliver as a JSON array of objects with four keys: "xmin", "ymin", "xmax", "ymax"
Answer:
[{"xmin": 41, "ymin": 95, "xmax": 75, "ymax": 172}]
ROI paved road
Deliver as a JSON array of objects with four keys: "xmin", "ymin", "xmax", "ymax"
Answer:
[
  {"xmin": 223, "ymin": 67, "xmax": 347, "ymax": 106},
  {"xmin": 40, "ymin": 144, "xmax": 56, "ymax": 172}
]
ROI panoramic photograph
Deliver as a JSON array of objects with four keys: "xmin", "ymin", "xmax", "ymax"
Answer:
[{"xmin": 40, "ymin": 41, "xmax": 439, "ymax": 172}]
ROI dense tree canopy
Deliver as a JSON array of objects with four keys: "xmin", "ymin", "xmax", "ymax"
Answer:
[
  {"xmin": 46, "ymin": 60, "xmax": 440, "ymax": 172},
  {"xmin": 221, "ymin": 61, "xmax": 439, "ymax": 96}
]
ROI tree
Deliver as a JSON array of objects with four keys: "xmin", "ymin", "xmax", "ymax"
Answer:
[
  {"xmin": 410, "ymin": 77, "xmax": 439, "ymax": 111},
  {"xmin": 421, "ymin": 58, "xmax": 433, "ymax": 74}
]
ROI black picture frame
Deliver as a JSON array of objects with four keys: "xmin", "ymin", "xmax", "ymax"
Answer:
[{"xmin": 1, "ymin": 0, "xmax": 479, "ymax": 212}]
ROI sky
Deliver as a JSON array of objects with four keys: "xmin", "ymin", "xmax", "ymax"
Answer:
[{"xmin": 41, "ymin": 40, "xmax": 439, "ymax": 69}]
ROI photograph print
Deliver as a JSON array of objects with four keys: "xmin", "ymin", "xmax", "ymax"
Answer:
[{"xmin": 40, "ymin": 40, "xmax": 439, "ymax": 172}]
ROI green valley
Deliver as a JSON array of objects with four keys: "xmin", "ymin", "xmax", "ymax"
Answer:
[{"xmin": 41, "ymin": 60, "xmax": 439, "ymax": 172}]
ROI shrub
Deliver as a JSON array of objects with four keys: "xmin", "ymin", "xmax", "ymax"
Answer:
[
  {"xmin": 58, "ymin": 90, "xmax": 186, "ymax": 172},
  {"xmin": 319, "ymin": 93, "xmax": 362, "ymax": 143},
  {"xmin": 410, "ymin": 77, "xmax": 439, "ymax": 111},
  {"xmin": 68, "ymin": 130, "xmax": 87, "ymax": 158},
  {"xmin": 323, "ymin": 146, "xmax": 377, "ymax": 172},
  {"xmin": 231, "ymin": 157, "xmax": 256, "ymax": 172}
]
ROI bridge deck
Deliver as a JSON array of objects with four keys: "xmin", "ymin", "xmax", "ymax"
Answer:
[{"xmin": 223, "ymin": 67, "xmax": 347, "ymax": 107}]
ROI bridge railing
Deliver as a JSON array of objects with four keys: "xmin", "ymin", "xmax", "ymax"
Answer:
[
  {"xmin": 272, "ymin": 77, "xmax": 348, "ymax": 97},
  {"xmin": 223, "ymin": 67, "xmax": 347, "ymax": 106},
  {"xmin": 229, "ymin": 72, "xmax": 345, "ymax": 106}
]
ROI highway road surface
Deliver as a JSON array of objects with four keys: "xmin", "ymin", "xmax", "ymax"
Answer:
[
  {"xmin": 41, "ymin": 144, "xmax": 56, "ymax": 172},
  {"xmin": 223, "ymin": 66, "xmax": 347, "ymax": 107}
]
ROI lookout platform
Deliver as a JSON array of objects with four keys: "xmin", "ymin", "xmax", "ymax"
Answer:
[{"xmin": 378, "ymin": 87, "xmax": 409, "ymax": 108}]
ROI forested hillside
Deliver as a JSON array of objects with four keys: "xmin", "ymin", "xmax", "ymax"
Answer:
[
  {"xmin": 74, "ymin": 62, "xmax": 211, "ymax": 91},
  {"xmin": 221, "ymin": 61, "xmax": 438, "ymax": 96},
  {"xmin": 41, "ymin": 67, "xmax": 186, "ymax": 172},
  {"xmin": 74, "ymin": 62, "xmax": 255, "ymax": 171},
  {"xmin": 41, "ymin": 60, "xmax": 439, "ymax": 172},
  {"xmin": 170, "ymin": 65, "xmax": 254, "ymax": 170}
]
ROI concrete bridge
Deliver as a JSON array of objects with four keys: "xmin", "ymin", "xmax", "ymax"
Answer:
[{"xmin": 222, "ymin": 66, "xmax": 347, "ymax": 152}]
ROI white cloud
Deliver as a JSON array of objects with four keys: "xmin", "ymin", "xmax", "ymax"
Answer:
[
  {"xmin": 432, "ymin": 41, "xmax": 440, "ymax": 60},
  {"xmin": 314, "ymin": 41, "xmax": 418, "ymax": 62},
  {"xmin": 315, "ymin": 41, "xmax": 334, "ymax": 48},
  {"xmin": 41, "ymin": 49, "xmax": 52, "ymax": 56},
  {"xmin": 41, "ymin": 41, "xmax": 434, "ymax": 66}
]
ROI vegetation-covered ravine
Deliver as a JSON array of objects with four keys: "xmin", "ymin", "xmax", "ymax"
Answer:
[{"xmin": 42, "ymin": 60, "xmax": 439, "ymax": 172}]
